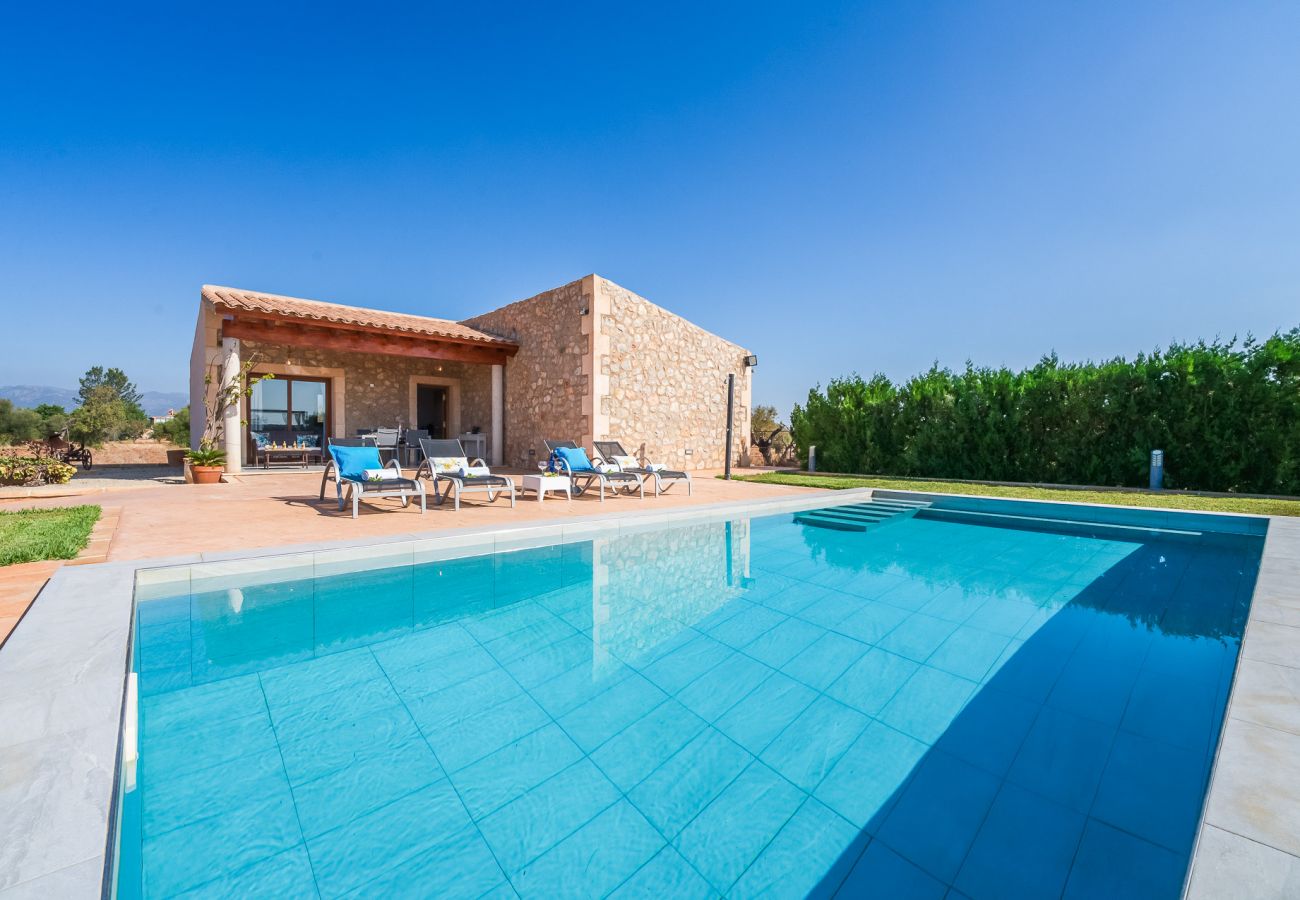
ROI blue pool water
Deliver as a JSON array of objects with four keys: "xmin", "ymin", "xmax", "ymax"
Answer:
[{"xmin": 117, "ymin": 504, "xmax": 1262, "ymax": 899}]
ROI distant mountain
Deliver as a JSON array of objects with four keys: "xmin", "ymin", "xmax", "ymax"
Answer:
[
  {"xmin": 0, "ymin": 385, "xmax": 187, "ymax": 417},
  {"xmin": 0, "ymin": 385, "xmax": 79, "ymax": 410}
]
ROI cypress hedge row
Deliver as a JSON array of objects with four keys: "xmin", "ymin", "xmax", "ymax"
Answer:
[{"xmin": 789, "ymin": 330, "xmax": 1300, "ymax": 495}]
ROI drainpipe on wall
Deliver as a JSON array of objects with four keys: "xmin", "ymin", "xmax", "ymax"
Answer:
[{"xmin": 725, "ymin": 373, "xmax": 735, "ymax": 480}]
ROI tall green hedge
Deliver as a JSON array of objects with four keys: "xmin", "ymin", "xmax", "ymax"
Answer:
[{"xmin": 790, "ymin": 330, "xmax": 1300, "ymax": 494}]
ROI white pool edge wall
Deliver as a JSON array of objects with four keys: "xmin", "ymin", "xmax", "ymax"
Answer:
[{"xmin": 0, "ymin": 487, "xmax": 1294, "ymax": 898}]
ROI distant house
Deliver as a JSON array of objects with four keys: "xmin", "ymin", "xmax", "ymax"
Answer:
[
  {"xmin": 150, "ymin": 410, "xmax": 176, "ymax": 425},
  {"xmin": 189, "ymin": 275, "xmax": 754, "ymax": 473}
]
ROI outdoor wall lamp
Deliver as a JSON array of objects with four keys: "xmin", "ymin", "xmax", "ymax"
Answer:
[{"xmin": 744, "ymin": 354, "xmax": 758, "ymax": 367}]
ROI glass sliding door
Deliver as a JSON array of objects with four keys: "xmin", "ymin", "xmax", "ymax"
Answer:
[
  {"xmin": 248, "ymin": 377, "xmax": 329, "ymax": 459},
  {"xmin": 289, "ymin": 380, "xmax": 327, "ymax": 447}
]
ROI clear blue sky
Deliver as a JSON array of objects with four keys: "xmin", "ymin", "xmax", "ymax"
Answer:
[{"xmin": 2, "ymin": 2, "xmax": 1298, "ymax": 418}]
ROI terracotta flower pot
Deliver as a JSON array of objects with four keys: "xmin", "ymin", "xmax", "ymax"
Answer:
[{"xmin": 190, "ymin": 465, "xmax": 224, "ymax": 485}]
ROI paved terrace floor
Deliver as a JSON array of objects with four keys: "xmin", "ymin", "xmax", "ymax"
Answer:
[{"xmin": 0, "ymin": 469, "xmax": 816, "ymax": 643}]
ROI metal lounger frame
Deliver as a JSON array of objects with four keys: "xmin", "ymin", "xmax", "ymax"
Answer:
[
  {"xmin": 542, "ymin": 440, "xmax": 643, "ymax": 502},
  {"xmin": 321, "ymin": 446, "xmax": 425, "ymax": 519},
  {"xmin": 593, "ymin": 441, "xmax": 692, "ymax": 496},
  {"xmin": 414, "ymin": 438, "xmax": 516, "ymax": 511}
]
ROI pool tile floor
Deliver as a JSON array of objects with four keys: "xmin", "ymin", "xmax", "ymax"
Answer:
[{"xmin": 123, "ymin": 515, "xmax": 1260, "ymax": 898}]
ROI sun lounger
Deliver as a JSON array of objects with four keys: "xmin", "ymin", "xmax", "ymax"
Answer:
[
  {"xmin": 543, "ymin": 440, "xmax": 643, "ymax": 501},
  {"xmin": 415, "ymin": 438, "xmax": 516, "ymax": 511},
  {"xmin": 594, "ymin": 441, "xmax": 692, "ymax": 496},
  {"xmin": 318, "ymin": 436, "xmax": 376, "ymax": 501},
  {"xmin": 323, "ymin": 442, "xmax": 425, "ymax": 518}
]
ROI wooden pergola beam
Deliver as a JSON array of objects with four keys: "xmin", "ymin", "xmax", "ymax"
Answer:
[{"xmin": 221, "ymin": 316, "xmax": 514, "ymax": 366}]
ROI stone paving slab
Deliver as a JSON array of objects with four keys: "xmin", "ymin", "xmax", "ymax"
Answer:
[
  {"xmin": 1186, "ymin": 515, "xmax": 1300, "ymax": 899},
  {"xmin": 1185, "ymin": 825, "xmax": 1300, "ymax": 899},
  {"xmin": 0, "ymin": 563, "xmax": 133, "ymax": 895}
]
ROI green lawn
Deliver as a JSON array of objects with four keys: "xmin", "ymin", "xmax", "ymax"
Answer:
[
  {"xmin": 734, "ymin": 472, "xmax": 1300, "ymax": 517},
  {"xmin": 0, "ymin": 505, "xmax": 101, "ymax": 567}
]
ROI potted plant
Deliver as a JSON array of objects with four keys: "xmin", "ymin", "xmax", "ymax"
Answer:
[
  {"xmin": 186, "ymin": 445, "xmax": 227, "ymax": 484},
  {"xmin": 187, "ymin": 354, "xmax": 273, "ymax": 484}
]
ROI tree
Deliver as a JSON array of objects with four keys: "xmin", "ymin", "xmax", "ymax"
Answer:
[
  {"xmin": 0, "ymin": 400, "xmax": 45, "ymax": 445},
  {"xmin": 78, "ymin": 366, "xmax": 149, "ymax": 435},
  {"xmin": 68, "ymin": 385, "xmax": 128, "ymax": 447},
  {"xmin": 751, "ymin": 404, "xmax": 793, "ymax": 465},
  {"xmin": 151, "ymin": 406, "xmax": 191, "ymax": 446},
  {"xmin": 79, "ymin": 366, "xmax": 142, "ymax": 408},
  {"xmin": 35, "ymin": 406, "xmax": 68, "ymax": 439}
]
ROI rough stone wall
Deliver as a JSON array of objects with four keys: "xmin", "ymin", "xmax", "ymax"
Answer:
[
  {"xmin": 458, "ymin": 368, "xmax": 493, "ymax": 437},
  {"xmin": 240, "ymin": 340, "xmax": 490, "ymax": 437},
  {"xmin": 597, "ymin": 278, "xmax": 753, "ymax": 470},
  {"xmin": 463, "ymin": 278, "xmax": 592, "ymax": 467}
]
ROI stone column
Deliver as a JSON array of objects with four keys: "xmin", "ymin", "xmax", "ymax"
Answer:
[
  {"xmin": 220, "ymin": 337, "xmax": 242, "ymax": 473},
  {"xmin": 490, "ymin": 364, "xmax": 504, "ymax": 467}
]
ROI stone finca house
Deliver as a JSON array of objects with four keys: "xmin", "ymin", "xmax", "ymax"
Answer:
[{"xmin": 190, "ymin": 274, "xmax": 754, "ymax": 473}]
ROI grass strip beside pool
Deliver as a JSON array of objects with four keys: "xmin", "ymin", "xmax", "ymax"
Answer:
[
  {"xmin": 733, "ymin": 473, "xmax": 1300, "ymax": 517},
  {"xmin": 0, "ymin": 505, "xmax": 101, "ymax": 566}
]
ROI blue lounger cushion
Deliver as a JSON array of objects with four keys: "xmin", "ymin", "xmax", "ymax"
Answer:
[
  {"xmin": 329, "ymin": 445, "xmax": 383, "ymax": 481},
  {"xmin": 555, "ymin": 445, "xmax": 595, "ymax": 472}
]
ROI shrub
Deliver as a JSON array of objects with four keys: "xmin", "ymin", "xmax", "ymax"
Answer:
[
  {"xmin": 0, "ymin": 449, "xmax": 78, "ymax": 486},
  {"xmin": 791, "ymin": 329, "xmax": 1300, "ymax": 494}
]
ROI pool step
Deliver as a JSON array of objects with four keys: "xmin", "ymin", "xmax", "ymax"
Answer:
[{"xmin": 794, "ymin": 498, "xmax": 932, "ymax": 533}]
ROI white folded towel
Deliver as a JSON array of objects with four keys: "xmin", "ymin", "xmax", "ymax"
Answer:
[
  {"xmin": 363, "ymin": 468, "xmax": 399, "ymax": 481},
  {"xmin": 458, "ymin": 465, "xmax": 492, "ymax": 478}
]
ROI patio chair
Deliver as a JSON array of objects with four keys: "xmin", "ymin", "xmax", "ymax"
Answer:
[
  {"xmin": 415, "ymin": 438, "xmax": 516, "ymax": 511},
  {"xmin": 374, "ymin": 427, "xmax": 401, "ymax": 465},
  {"xmin": 542, "ymin": 440, "xmax": 643, "ymax": 502},
  {"xmin": 594, "ymin": 441, "xmax": 692, "ymax": 496},
  {"xmin": 318, "ymin": 436, "xmax": 376, "ymax": 501},
  {"xmin": 323, "ymin": 442, "xmax": 425, "ymax": 519},
  {"xmin": 402, "ymin": 428, "xmax": 429, "ymax": 467}
]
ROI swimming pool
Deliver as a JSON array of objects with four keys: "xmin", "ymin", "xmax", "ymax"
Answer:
[{"xmin": 115, "ymin": 498, "xmax": 1263, "ymax": 898}]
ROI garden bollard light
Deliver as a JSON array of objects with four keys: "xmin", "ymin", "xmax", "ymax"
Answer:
[{"xmin": 1150, "ymin": 449, "xmax": 1164, "ymax": 491}]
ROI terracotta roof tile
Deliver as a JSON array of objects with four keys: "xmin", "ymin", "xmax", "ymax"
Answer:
[{"xmin": 202, "ymin": 285, "xmax": 515, "ymax": 347}]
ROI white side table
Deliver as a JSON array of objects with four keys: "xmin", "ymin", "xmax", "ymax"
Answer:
[{"xmin": 521, "ymin": 474, "xmax": 572, "ymax": 502}]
